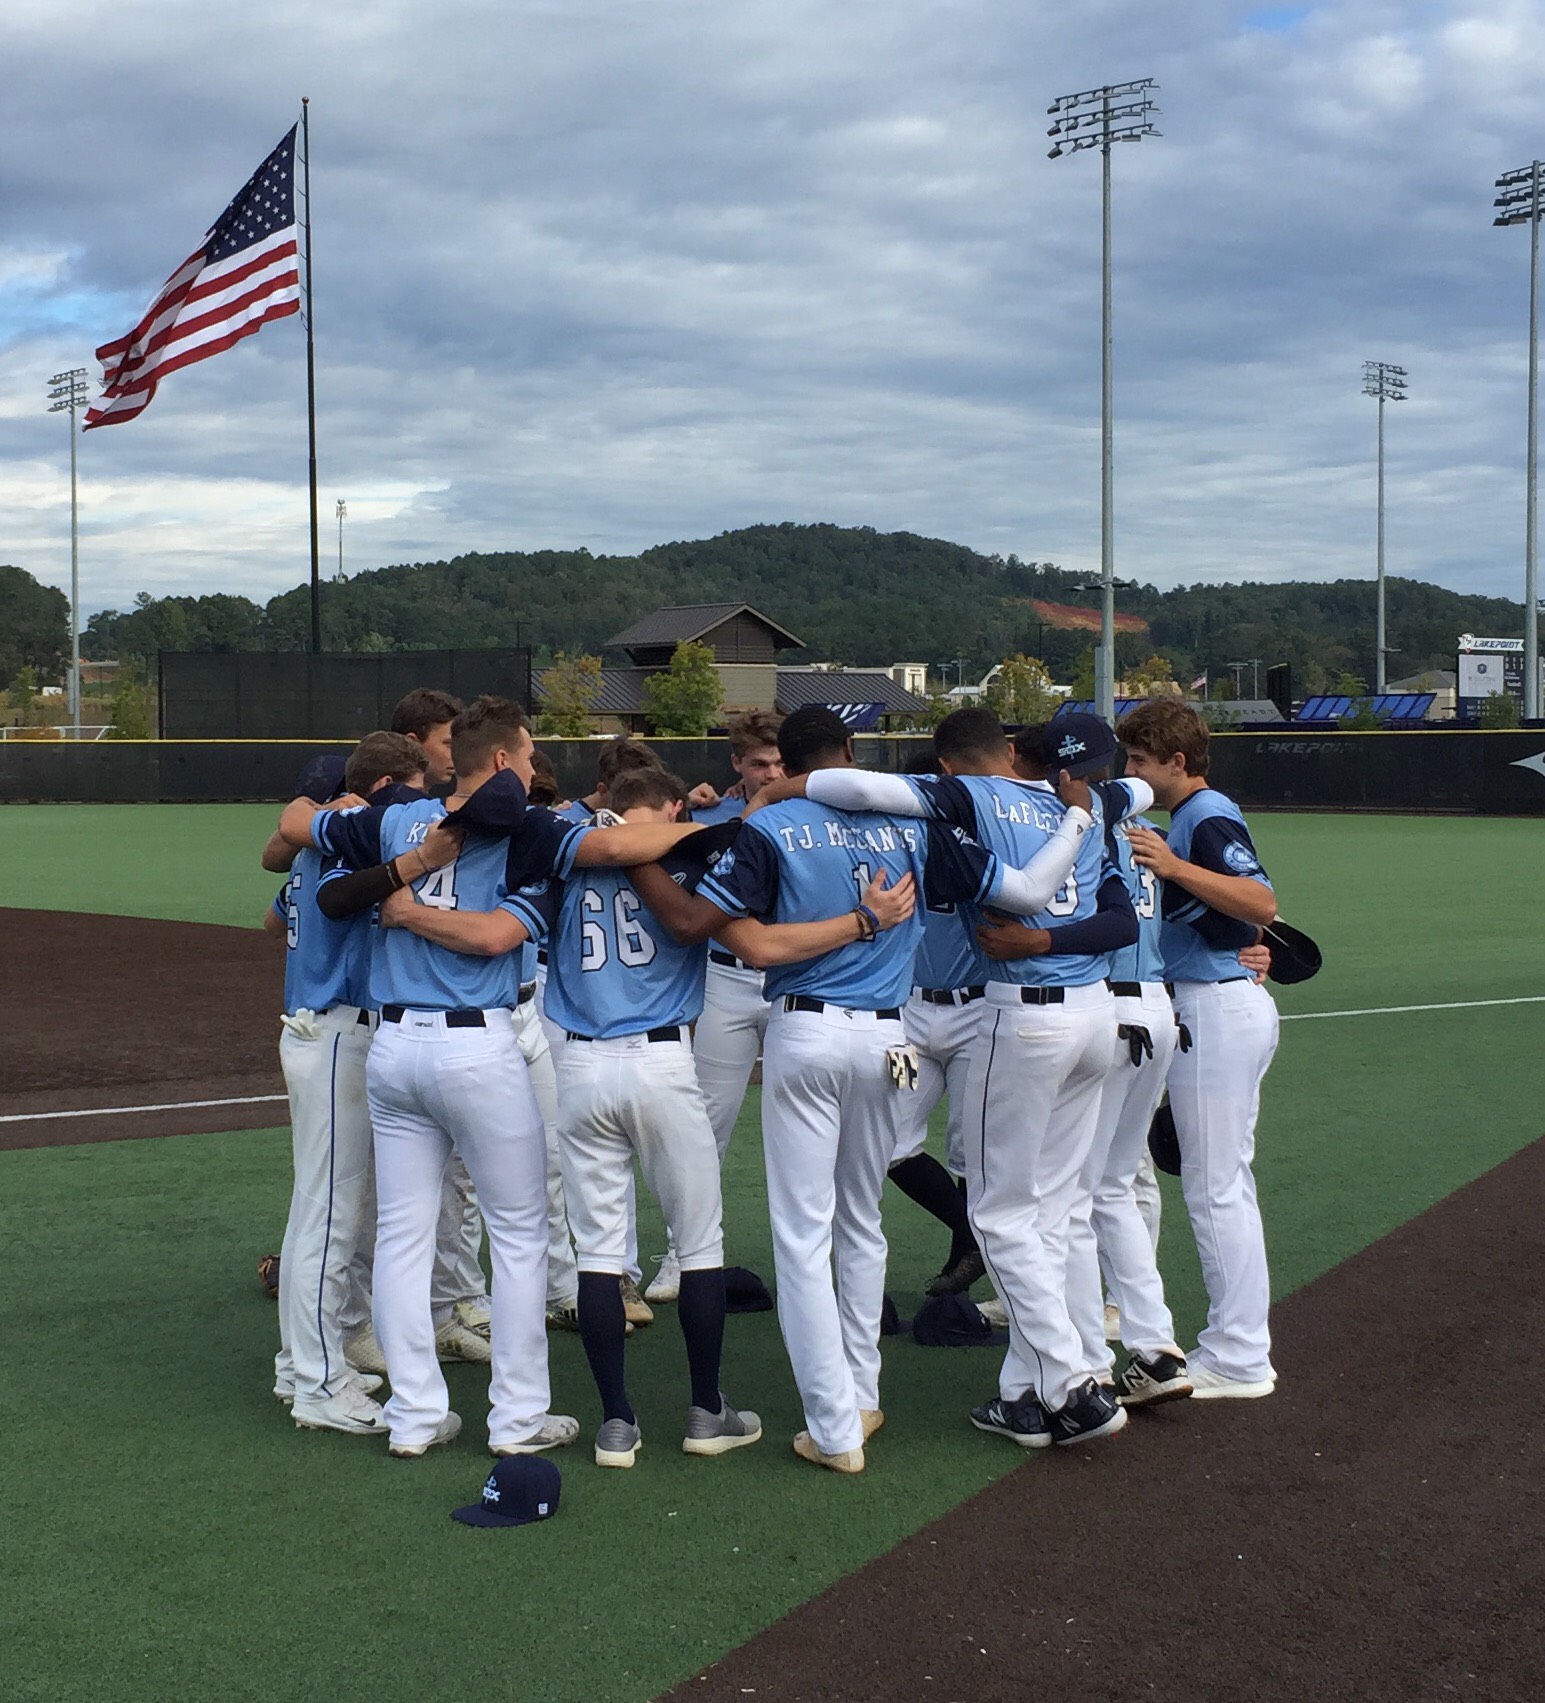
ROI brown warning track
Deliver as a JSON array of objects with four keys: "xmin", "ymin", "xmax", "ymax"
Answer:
[
  {"xmin": 3, "ymin": 909, "xmax": 286, "ymax": 1150},
  {"xmin": 666, "ymin": 1137, "xmax": 1545, "ymax": 1703}
]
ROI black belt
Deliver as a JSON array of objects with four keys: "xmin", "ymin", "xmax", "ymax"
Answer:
[
  {"xmin": 316, "ymin": 1006, "xmax": 373, "ymax": 1026},
  {"xmin": 917, "ymin": 986, "xmax": 986, "ymax": 1006},
  {"xmin": 1165, "ymin": 977, "xmax": 1249, "ymax": 996},
  {"xmin": 381, "ymin": 1005, "xmax": 486, "ymax": 1028},
  {"xmin": 783, "ymin": 995, "xmax": 902, "ymax": 1020},
  {"xmin": 565, "ymin": 1025, "xmax": 686, "ymax": 1044},
  {"xmin": 709, "ymin": 950, "xmax": 752, "ymax": 971},
  {"xmin": 537, "ymin": 949, "xmax": 549, "ymax": 967},
  {"xmin": 1108, "ymin": 981, "xmax": 1144, "ymax": 998},
  {"xmin": 517, "ymin": 982, "xmax": 536, "ymax": 1005},
  {"xmin": 1017, "ymin": 987, "xmax": 1065, "ymax": 1005}
]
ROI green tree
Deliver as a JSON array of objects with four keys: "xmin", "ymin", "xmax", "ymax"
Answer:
[
  {"xmin": 1121, "ymin": 653, "xmax": 1182, "ymax": 698},
  {"xmin": 1337, "ymin": 702, "xmax": 1383, "ymax": 730},
  {"xmin": 985, "ymin": 654, "xmax": 1059, "ymax": 724},
  {"xmin": 535, "ymin": 652, "xmax": 604, "ymax": 737},
  {"xmin": 642, "ymin": 640, "xmax": 723, "ymax": 737},
  {"xmin": 8, "ymin": 666, "xmax": 38, "ymax": 712},
  {"xmin": 0, "ymin": 566, "xmax": 69, "ymax": 691},
  {"xmin": 1069, "ymin": 647, "xmax": 1096, "ymax": 701},
  {"xmin": 1480, "ymin": 690, "xmax": 1522, "ymax": 728},
  {"xmin": 105, "ymin": 668, "xmax": 153, "ymax": 739}
]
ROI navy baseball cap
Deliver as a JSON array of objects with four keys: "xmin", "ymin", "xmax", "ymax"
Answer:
[
  {"xmin": 724, "ymin": 1266, "xmax": 773, "ymax": 1314},
  {"xmin": 294, "ymin": 754, "xmax": 347, "ymax": 804},
  {"xmin": 1040, "ymin": 714, "xmax": 1118, "ymax": 779},
  {"xmin": 1263, "ymin": 919, "xmax": 1323, "ymax": 985},
  {"xmin": 451, "ymin": 1456, "xmax": 561, "ymax": 1529},
  {"xmin": 911, "ymin": 1293, "xmax": 1009, "ymax": 1348}
]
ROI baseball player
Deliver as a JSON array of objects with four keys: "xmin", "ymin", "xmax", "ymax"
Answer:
[
  {"xmin": 263, "ymin": 736, "xmax": 438, "ymax": 1436},
  {"xmin": 1117, "ymin": 699, "xmax": 1281, "ymax": 1399},
  {"xmin": 663, "ymin": 706, "xmax": 1098, "ymax": 1473},
  {"xmin": 760, "ymin": 708, "xmax": 1152, "ymax": 1451},
  {"xmin": 647, "ymin": 710, "xmax": 785, "ymax": 1305}
]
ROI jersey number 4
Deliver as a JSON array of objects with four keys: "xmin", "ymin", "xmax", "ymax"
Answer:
[
  {"xmin": 581, "ymin": 887, "xmax": 658, "ymax": 971},
  {"xmin": 415, "ymin": 864, "xmax": 459, "ymax": 911}
]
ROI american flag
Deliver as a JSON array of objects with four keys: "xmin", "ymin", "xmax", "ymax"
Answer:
[{"xmin": 85, "ymin": 126, "xmax": 301, "ymax": 429}]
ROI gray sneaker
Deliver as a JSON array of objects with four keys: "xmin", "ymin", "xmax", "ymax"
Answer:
[
  {"xmin": 595, "ymin": 1417, "xmax": 642, "ymax": 1469},
  {"xmin": 388, "ymin": 1410, "xmax": 462, "ymax": 1459},
  {"xmin": 682, "ymin": 1401, "xmax": 762, "ymax": 1457}
]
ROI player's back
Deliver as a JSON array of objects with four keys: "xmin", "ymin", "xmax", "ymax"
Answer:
[
  {"xmin": 279, "ymin": 846, "xmax": 372, "ymax": 1015},
  {"xmin": 1101, "ymin": 811, "xmax": 1164, "ymax": 986}
]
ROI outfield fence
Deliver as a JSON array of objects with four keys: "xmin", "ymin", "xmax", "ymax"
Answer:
[{"xmin": 4, "ymin": 729, "xmax": 1545, "ymax": 812}]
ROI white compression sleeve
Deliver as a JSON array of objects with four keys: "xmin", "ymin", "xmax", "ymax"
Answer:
[
  {"xmin": 804, "ymin": 768, "xmax": 927, "ymax": 815},
  {"xmin": 1106, "ymin": 778, "xmax": 1154, "ymax": 822},
  {"xmin": 992, "ymin": 807, "xmax": 1093, "ymax": 916}
]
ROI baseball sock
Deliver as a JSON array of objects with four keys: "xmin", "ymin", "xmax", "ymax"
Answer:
[
  {"xmin": 888, "ymin": 1154, "xmax": 974, "ymax": 1260},
  {"xmin": 676, "ymin": 1267, "xmax": 727, "ymax": 1414},
  {"xmin": 577, "ymin": 1271, "xmax": 635, "ymax": 1426}
]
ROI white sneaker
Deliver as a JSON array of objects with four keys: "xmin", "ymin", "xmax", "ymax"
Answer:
[
  {"xmin": 1104, "ymin": 1303, "xmax": 1122, "ymax": 1342},
  {"xmin": 1188, "ymin": 1362, "xmax": 1277, "ymax": 1400},
  {"xmin": 645, "ymin": 1251, "xmax": 682, "ymax": 1304},
  {"xmin": 344, "ymin": 1324, "xmax": 388, "ymax": 1375},
  {"xmin": 389, "ymin": 1411, "xmax": 463, "ymax": 1458},
  {"xmin": 435, "ymin": 1318, "xmax": 493, "ymax": 1364},
  {"xmin": 275, "ymin": 1369, "xmax": 382, "ymax": 1405},
  {"xmin": 978, "ymin": 1296, "xmax": 1009, "ymax": 1329},
  {"xmin": 453, "ymin": 1295, "xmax": 492, "ymax": 1339},
  {"xmin": 293, "ymin": 1387, "xmax": 387, "ymax": 1436},
  {"xmin": 491, "ymin": 1414, "xmax": 580, "ymax": 1456}
]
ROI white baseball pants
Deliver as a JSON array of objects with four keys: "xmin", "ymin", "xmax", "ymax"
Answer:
[
  {"xmin": 963, "ymin": 983, "xmax": 1116, "ymax": 1411},
  {"xmin": 693, "ymin": 959, "xmax": 771, "ymax": 1161},
  {"xmin": 367, "ymin": 1011, "xmax": 551, "ymax": 1452},
  {"xmin": 761, "ymin": 1003, "xmax": 904, "ymax": 1457},
  {"xmin": 894, "ymin": 991, "xmax": 984, "ymax": 1172},
  {"xmin": 1168, "ymin": 979, "xmax": 1280, "ymax": 1383},
  {"xmin": 1069, "ymin": 984, "xmax": 1179, "ymax": 1373},
  {"xmin": 555, "ymin": 1033, "xmax": 725, "ymax": 1274},
  {"xmin": 275, "ymin": 1009, "xmax": 375, "ymax": 1402}
]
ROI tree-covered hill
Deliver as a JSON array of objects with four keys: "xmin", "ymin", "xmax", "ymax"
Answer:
[{"xmin": 67, "ymin": 521, "xmax": 1527, "ymax": 697}]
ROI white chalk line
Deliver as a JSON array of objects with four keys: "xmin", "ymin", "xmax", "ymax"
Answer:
[{"xmin": 2, "ymin": 992, "xmax": 1542, "ymax": 1125}]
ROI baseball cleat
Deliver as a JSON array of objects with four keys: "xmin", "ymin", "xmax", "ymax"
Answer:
[
  {"xmin": 977, "ymin": 1296, "xmax": 1009, "ymax": 1329},
  {"xmin": 435, "ymin": 1318, "xmax": 493, "ymax": 1364},
  {"xmin": 969, "ymin": 1394, "xmax": 1052, "ymax": 1449},
  {"xmin": 925, "ymin": 1247, "xmax": 986, "ymax": 1297},
  {"xmin": 792, "ymin": 1431, "xmax": 865, "ymax": 1474},
  {"xmin": 492, "ymin": 1414, "xmax": 580, "ymax": 1456},
  {"xmin": 293, "ymin": 1387, "xmax": 387, "ymax": 1436},
  {"xmin": 682, "ymin": 1401, "xmax": 762, "ymax": 1457},
  {"xmin": 645, "ymin": 1251, "xmax": 682, "ymax": 1304},
  {"xmin": 860, "ymin": 1409, "xmax": 885, "ymax": 1442},
  {"xmin": 1187, "ymin": 1362, "xmax": 1277, "ymax": 1400},
  {"xmin": 343, "ymin": 1324, "xmax": 388, "ymax": 1375},
  {"xmin": 545, "ymin": 1301, "xmax": 581, "ymax": 1332},
  {"xmin": 1118, "ymin": 1349, "xmax": 1193, "ymax": 1407},
  {"xmin": 619, "ymin": 1277, "xmax": 654, "ymax": 1327},
  {"xmin": 257, "ymin": 1253, "xmax": 281, "ymax": 1299},
  {"xmin": 276, "ymin": 1369, "xmax": 384, "ymax": 1405},
  {"xmin": 453, "ymin": 1295, "xmax": 492, "ymax": 1339},
  {"xmin": 595, "ymin": 1418, "xmax": 643, "ymax": 1468},
  {"xmin": 1104, "ymin": 1303, "xmax": 1122, "ymax": 1341},
  {"xmin": 1048, "ymin": 1377, "xmax": 1128, "ymax": 1446},
  {"xmin": 389, "ymin": 1411, "xmax": 462, "ymax": 1458}
]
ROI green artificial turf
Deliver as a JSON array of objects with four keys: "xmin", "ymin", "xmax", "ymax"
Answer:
[{"xmin": 1, "ymin": 809, "xmax": 1541, "ymax": 1701}]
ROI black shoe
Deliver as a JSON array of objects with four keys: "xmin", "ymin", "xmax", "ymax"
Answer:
[
  {"xmin": 969, "ymin": 1393, "xmax": 1052, "ymax": 1449},
  {"xmin": 1048, "ymin": 1377, "xmax": 1128, "ymax": 1446},
  {"xmin": 926, "ymin": 1247, "xmax": 986, "ymax": 1296},
  {"xmin": 1117, "ymin": 1350, "xmax": 1193, "ymax": 1408}
]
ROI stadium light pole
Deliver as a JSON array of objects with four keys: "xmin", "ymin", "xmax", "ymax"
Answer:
[
  {"xmin": 1495, "ymin": 162, "xmax": 1544, "ymax": 719},
  {"xmin": 1362, "ymin": 361, "xmax": 1408, "ymax": 693},
  {"xmin": 1048, "ymin": 77, "xmax": 1160, "ymax": 726},
  {"xmin": 336, "ymin": 498, "xmax": 347, "ymax": 582},
  {"xmin": 47, "ymin": 368, "xmax": 90, "ymax": 736},
  {"xmin": 1228, "ymin": 660, "xmax": 1246, "ymax": 698}
]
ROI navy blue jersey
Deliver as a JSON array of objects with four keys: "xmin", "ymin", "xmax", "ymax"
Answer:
[
  {"xmin": 312, "ymin": 798, "xmax": 588, "ymax": 1010},
  {"xmin": 1159, "ymin": 788, "xmax": 1272, "ymax": 982},
  {"xmin": 513, "ymin": 847, "xmax": 709, "ymax": 1039},
  {"xmin": 273, "ymin": 847, "xmax": 372, "ymax": 1014},
  {"xmin": 696, "ymin": 799, "xmax": 1002, "ymax": 1009}
]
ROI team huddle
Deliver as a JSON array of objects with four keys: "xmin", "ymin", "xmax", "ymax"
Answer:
[{"xmin": 260, "ymin": 688, "xmax": 1286, "ymax": 1471}]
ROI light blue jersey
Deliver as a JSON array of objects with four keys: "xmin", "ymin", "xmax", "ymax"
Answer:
[
  {"xmin": 513, "ymin": 852, "xmax": 709, "ymax": 1040},
  {"xmin": 911, "ymin": 900, "xmax": 982, "ymax": 993},
  {"xmin": 1158, "ymin": 788, "xmax": 1272, "ymax": 983},
  {"xmin": 697, "ymin": 799, "xmax": 1003, "ymax": 1009},
  {"xmin": 1104, "ymin": 817, "xmax": 1164, "ymax": 986},
  {"xmin": 690, "ymin": 796, "xmax": 745, "ymax": 827},
  {"xmin": 313, "ymin": 798, "xmax": 588, "ymax": 1011},
  {"xmin": 553, "ymin": 800, "xmax": 593, "ymax": 826},
  {"xmin": 273, "ymin": 846, "xmax": 372, "ymax": 1014}
]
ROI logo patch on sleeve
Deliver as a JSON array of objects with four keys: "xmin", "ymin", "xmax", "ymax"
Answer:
[{"xmin": 1222, "ymin": 840, "xmax": 1260, "ymax": 875}]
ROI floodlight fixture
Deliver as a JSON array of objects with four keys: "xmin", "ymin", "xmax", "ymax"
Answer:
[{"xmin": 46, "ymin": 368, "xmax": 90, "ymax": 736}]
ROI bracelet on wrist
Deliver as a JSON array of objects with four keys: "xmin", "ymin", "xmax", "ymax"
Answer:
[{"xmin": 856, "ymin": 903, "xmax": 881, "ymax": 938}]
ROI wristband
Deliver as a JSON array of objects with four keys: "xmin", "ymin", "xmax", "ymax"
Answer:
[
  {"xmin": 854, "ymin": 904, "xmax": 880, "ymax": 941},
  {"xmin": 386, "ymin": 859, "xmax": 405, "ymax": 892}
]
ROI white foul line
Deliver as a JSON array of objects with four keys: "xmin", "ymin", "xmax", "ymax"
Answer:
[
  {"xmin": 1281, "ymin": 995, "xmax": 1545, "ymax": 1022},
  {"xmin": 0, "ymin": 1093, "xmax": 287, "ymax": 1126}
]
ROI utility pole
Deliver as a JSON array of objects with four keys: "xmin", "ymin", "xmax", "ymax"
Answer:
[
  {"xmin": 336, "ymin": 498, "xmax": 347, "ymax": 581},
  {"xmin": 47, "ymin": 368, "xmax": 90, "ymax": 735}
]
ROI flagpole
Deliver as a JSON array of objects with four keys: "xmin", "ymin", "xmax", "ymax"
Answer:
[{"xmin": 301, "ymin": 98, "xmax": 321, "ymax": 654}]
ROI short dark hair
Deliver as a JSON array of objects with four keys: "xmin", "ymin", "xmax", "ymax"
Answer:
[
  {"xmin": 904, "ymin": 748, "xmax": 942, "ymax": 777},
  {"xmin": 1117, "ymin": 699, "xmax": 1211, "ymax": 778},
  {"xmin": 391, "ymin": 688, "xmax": 463, "ymax": 742},
  {"xmin": 934, "ymin": 706, "xmax": 1007, "ymax": 767},
  {"xmin": 727, "ymin": 709, "xmax": 784, "ymax": 758},
  {"xmin": 1012, "ymin": 723, "xmax": 1046, "ymax": 766},
  {"xmin": 449, "ymin": 695, "xmax": 529, "ymax": 774},
  {"xmin": 527, "ymin": 747, "xmax": 559, "ymax": 807},
  {"xmin": 596, "ymin": 738, "xmax": 662, "ymax": 790},
  {"xmin": 777, "ymin": 706, "xmax": 850, "ymax": 776},
  {"xmin": 344, "ymin": 731, "xmax": 426, "ymax": 796},
  {"xmin": 608, "ymin": 767, "xmax": 686, "ymax": 814}
]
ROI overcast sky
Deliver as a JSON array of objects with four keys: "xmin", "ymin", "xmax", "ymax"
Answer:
[{"xmin": 4, "ymin": 0, "xmax": 1544, "ymax": 618}]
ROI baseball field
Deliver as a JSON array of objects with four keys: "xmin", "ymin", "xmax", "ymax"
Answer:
[{"xmin": 2, "ymin": 805, "xmax": 1540, "ymax": 1703}]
